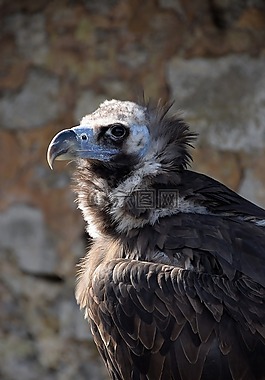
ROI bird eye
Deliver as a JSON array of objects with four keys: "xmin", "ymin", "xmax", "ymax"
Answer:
[
  {"xmin": 109, "ymin": 124, "xmax": 126, "ymax": 139},
  {"xmin": 81, "ymin": 133, "xmax": 88, "ymax": 140}
]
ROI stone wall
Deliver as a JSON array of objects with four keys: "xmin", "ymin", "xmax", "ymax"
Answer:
[{"xmin": 0, "ymin": 1, "xmax": 265, "ymax": 379}]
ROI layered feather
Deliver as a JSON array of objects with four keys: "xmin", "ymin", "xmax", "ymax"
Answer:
[{"xmin": 71, "ymin": 100, "xmax": 265, "ymax": 380}]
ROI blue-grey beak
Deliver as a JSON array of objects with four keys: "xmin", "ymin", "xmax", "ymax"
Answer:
[{"xmin": 47, "ymin": 127, "xmax": 119, "ymax": 169}]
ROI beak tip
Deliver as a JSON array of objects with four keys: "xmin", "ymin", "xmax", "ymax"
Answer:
[{"xmin": 47, "ymin": 128, "xmax": 78, "ymax": 169}]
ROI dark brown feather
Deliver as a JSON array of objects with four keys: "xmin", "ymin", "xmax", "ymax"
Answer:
[{"xmin": 67, "ymin": 100, "xmax": 265, "ymax": 379}]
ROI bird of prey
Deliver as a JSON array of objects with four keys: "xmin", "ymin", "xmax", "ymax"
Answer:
[{"xmin": 47, "ymin": 100, "xmax": 265, "ymax": 380}]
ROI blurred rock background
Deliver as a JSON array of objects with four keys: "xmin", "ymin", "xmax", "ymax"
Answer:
[{"xmin": 0, "ymin": 0, "xmax": 265, "ymax": 379}]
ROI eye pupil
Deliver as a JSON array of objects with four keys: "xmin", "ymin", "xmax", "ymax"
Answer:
[
  {"xmin": 110, "ymin": 125, "xmax": 126, "ymax": 138},
  {"xmin": 81, "ymin": 134, "xmax": 87, "ymax": 140}
]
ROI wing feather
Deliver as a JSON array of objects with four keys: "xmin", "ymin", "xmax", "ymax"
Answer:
[
  {"xmin": 79, "ymin": 203, "xmax": 265, "ymax": 380},
  {"xmin": 84, "ymin": 255, "xmax": 265, "ymax": 379}
]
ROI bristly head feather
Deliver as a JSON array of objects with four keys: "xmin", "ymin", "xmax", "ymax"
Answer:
[
  {"xmin": 89, "ymin": 98, "xmax": 198, "ymax": 173},
  {"xmin": 70, "ymin": 99, "xmax": 198, "ymax": 202},
  {"xmin": 145, "ymin": 100, "xmax": 197, "ymax": 172},
  {"xmin": 65, "ymin": 99, "xmax": 197, "ymax": 192},
  {"xmin": 48, "ymin": 99, "xmax": 198, "ymax": 235}
]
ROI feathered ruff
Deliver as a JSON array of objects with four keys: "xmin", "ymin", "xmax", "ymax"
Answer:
[{"xmin": 146, "ymin": 100, "xmax": 197, "ymax": 172}]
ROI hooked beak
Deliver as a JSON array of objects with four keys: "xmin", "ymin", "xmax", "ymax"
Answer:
[{"xmin": 47, "ymin": 127, "xmax": 119, "ymax": 169}]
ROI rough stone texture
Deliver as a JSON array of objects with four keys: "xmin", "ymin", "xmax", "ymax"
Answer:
[
  {"xmin": 0, "ymin": 70, "xmax": 60, "ymax": 129},
  {"xmin": 3, "ymin": 13, "xmax": 48, "ymax": 64},
  {"xmin": 0, "ymin": 0, "xmax": 265, "ymax": 379},
  {"xmin": 238, "ymin": 150, "xmax": 265, "ymax": 206},
  {"xmin": 0, "ymin": 204, "xmax": 58, "ymax": 275},
  {"xmin": 192, "ymin": 147, "xmax": 242, "ymax": 191},
  {"xmin": 74, "ymin": 90, "xmax": 107, "ymax": 122},
  {"xmin": 167, "ymin": 55, "xmax": 265, "ymax": 151}
]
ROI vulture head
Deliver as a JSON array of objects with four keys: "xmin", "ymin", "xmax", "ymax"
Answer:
[
  {"xmin": 47, "ymin": 100, "xmax": 196, "ymax": 235},
  {"xmin": 47, "ymin": 100, "xmax": 195, "ymax": 236},
  {"xmin": 47, "ymin": 99, "xmax": 195, "ymax": 177}
]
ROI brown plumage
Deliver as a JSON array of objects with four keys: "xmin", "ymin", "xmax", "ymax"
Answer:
[{"xmin": 47, "ymin": 100, "xmax": 265, "ymax": 380}]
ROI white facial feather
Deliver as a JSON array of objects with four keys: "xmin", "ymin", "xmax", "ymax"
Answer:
[
  {"xmin": 124, "ymin": 125, "xmax": 150, "ymax": 156},
  {"xmin": 80, "ymin": 100, "xmax": 147, "ymax": 130}
]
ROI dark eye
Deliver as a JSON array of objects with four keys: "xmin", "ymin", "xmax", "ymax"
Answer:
[{"xmin": 109, "ymin": 124, "xmax": 126, "ymax": 139}]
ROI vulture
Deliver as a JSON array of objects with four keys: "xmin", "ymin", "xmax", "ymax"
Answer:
[{"xmin": 47, "ymin": 99, "xmax": 265, "ymax": 380}]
